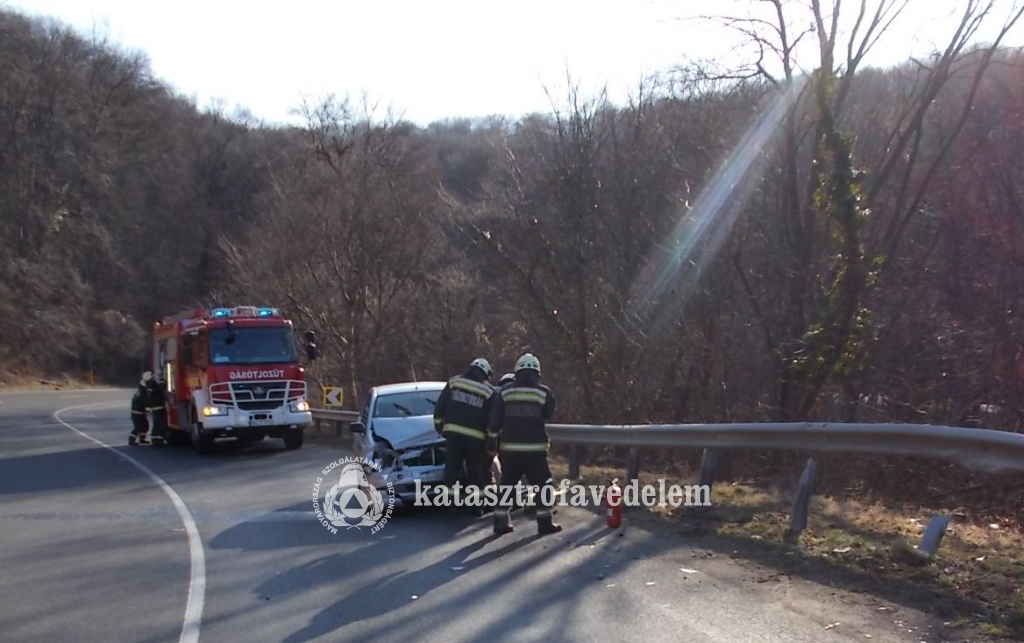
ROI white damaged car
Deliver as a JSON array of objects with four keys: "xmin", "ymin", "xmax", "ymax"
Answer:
[
  {"xmin": 350, "ymin": 381, "xmax": 501, "ymax": 506},
  {"xmin": 348, "ymin": 381, "xmax": 463, "ymax": 506}
]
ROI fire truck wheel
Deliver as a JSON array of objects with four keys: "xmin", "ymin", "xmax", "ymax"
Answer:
[
  {"xmin": 190, "ymin": 409, "xmax": 214, "ymax": 454},
  {"xmin": 283, "ymin": 431, "xmax": 304, "ymax": 450}
]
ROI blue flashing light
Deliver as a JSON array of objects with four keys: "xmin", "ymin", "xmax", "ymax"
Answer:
[
  {"xmin": 257, "ymin": 308, "xmax": 276, "ymax": 317},
  {"xmin": 211, "ymin": 308, "xmax": 231, "ymax": 318}
]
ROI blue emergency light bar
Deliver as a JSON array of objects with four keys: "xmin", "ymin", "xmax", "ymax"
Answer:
[{"xmin": 209, "ymin": 306, "xmax": 278, "ymax": 319}]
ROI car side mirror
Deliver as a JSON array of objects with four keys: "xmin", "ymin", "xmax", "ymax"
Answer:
[{"xmin": 349, "ymin": 421, "xmax": 365, "ymax": 434}]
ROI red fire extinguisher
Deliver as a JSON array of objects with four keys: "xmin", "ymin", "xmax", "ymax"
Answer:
[{"xmin": 605, "ymin": 479, "xmax": 622, "ymax": 528}]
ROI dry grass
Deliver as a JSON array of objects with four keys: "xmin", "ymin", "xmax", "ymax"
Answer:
[{"xmin": 549, "ymin": 456, "xmax": 1024, "ymax": 639}]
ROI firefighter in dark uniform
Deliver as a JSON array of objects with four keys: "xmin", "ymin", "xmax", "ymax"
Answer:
[
  {"xmin": 146, "ymin": 375, "xmax": 170, "ymax": 446},
  {"xmin": 128, "ymin": 372, "xmax": 152, "ymax": 446},
  {"xmin": 433, "ymin": 358, "xmax": 495, "ymax": 514},
  {"xmin": 487, "ymin": 353, "xmax": 561, "ymax": 535}
]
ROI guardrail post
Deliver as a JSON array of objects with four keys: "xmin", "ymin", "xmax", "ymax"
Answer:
[
  {"xmin": 314, "ymin": 416, "xmax": 323, "ymax": 434},
  {"xmin": 568, "ymin": 444, "xmax": 580, "ymax": 479},
  {"xmin": 334, "ymin": 420, "xmax": 344, "ymax": 439},
  {"xmin": 786, "ymin": 457, "xmax": 817, "ymax": 542},
  {"xmin": 698, "ymin": 449, "xmax": 719, "ymax": 490},
  {"xmin": 917, "ymin": 514, "xmax": 953, "ymax": 558},
  {"xmin": 626, "ymin": 447, "xmax": 641, "ymax": 483}
]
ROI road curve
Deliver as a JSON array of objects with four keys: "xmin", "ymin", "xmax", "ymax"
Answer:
[{"xmin": 0, "ymin": 389, "xmax": 953, "ymax": 642}]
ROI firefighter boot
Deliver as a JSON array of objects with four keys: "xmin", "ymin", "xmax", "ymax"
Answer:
[
  {"xmin": 139, "ymin": 434, "xmax": 149, "ymax": 445},
  {"xmin": 493, "ymin": 512, "xmax": 514, "ymax": 535},
  {"xmin": 128, "ymin": 435, "xmax": 138, "ymax": 446},
  {"xmin": 538, "ymin": 515, "xmax": 563, "ymax": 536}
]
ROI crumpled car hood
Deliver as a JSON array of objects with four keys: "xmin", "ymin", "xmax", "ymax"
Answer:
[{"xmin": 371, "ymin": 416, "xmax": 443, "ymax": 451}]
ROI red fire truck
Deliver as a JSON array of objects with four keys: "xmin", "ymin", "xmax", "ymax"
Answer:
[{"xmin": 152, "ymin": 306, "xmax": 318, "ymax": 453}]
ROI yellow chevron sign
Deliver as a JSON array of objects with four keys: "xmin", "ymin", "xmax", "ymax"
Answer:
[{"xmin": 323, "ymin": 386, "xmax": 344, "ymax": 408}]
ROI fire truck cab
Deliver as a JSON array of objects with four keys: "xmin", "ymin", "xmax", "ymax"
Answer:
[{"xmin": 152, "ymin": 306, "xmax": 317, "ymax": 453}]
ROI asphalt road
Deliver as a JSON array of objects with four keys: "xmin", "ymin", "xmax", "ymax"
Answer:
[{"xmin": 0, "ymin": 389, "xmax": 955, "ymax": 643}]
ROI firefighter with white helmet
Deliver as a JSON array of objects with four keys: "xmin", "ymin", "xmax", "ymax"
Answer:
[
  {"xmin": 433, "ymin": 357, "xmax": 496, "ymax": 515},
  {"xmin": 487, "ymin": 352, "xmax": 561, "ymax": 535}
]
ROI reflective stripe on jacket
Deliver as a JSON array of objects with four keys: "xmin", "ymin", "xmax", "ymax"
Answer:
[
  {"xmin": 487, "ymin": 383, "xmax": 555, "ymax": 451},
  {"xmin": 433, "ymin": 374, "xmax": 494, "ymax": 441}
]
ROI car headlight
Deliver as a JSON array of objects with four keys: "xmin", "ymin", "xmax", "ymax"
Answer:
[
  {"xmin": 290, "ymin": 400, "xmax": 310, "ymax": 412},
  {"xmin": 202, "ymin": 406, "xmax": 226, "ymax": 417}
]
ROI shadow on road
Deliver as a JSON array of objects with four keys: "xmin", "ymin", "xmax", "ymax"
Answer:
[
  {"xmin": 0, "ymin": 446, "xmax": 135, "ymax": 495},
  {"xmin": 216, "ymin": 501, "xmax": 676, "ymax": 643}
]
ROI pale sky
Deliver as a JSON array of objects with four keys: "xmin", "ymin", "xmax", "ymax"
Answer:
[{"xmin": 6, "ymin": 0, "xmax": 1023, "ymax": 126}]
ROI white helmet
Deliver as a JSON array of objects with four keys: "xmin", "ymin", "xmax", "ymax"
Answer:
[
  {"xmin": 499, "ymin": 372, "xmax": 515, "ymax": 385},
  {"xmin": 515, "ymin": 353, "xmax": 540, "ymax": 374},
  {"xmin": 141, "ymin": 371, "xmax": 153, "ymax": 385},
  {"xmin": 470, "ymin": 358, "xmax": 493, "ymax": 378}
]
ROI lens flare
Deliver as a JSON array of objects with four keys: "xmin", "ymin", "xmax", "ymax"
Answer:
[{"xmin": 629, "ymin": 79, "xmax": 807, "ymax": 322}]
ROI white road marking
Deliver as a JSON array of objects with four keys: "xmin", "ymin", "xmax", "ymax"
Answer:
[{"xmin": 54, "ymin": 402, "xmax": 205, "ymax": 643}]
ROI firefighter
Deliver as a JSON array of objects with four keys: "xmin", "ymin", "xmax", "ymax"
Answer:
[
  {"xmin": 487, "ymin": 353, "xmax": 561, "ymax": 535},
  {"xmin": 433, "ymin": 358, "xmax": 495, "ymax": 515},
  {"xmin": 129, "ymin": 372, "xmax": 152, "ymax": 446},
  {"xmin": 146, "ymin": 374, "xmax": 169, "ymax": 446}
]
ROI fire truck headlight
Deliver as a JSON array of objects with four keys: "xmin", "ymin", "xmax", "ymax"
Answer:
[
  {"xmin": 202, "ymin": 406, "xmax": 227, "ymax": 417},
  {"xmin": 291, "ymin": 400, "xmax": 310, "ymax": 412}
]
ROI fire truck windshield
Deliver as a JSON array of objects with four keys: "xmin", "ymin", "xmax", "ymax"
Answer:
[{"xmin": 208, "ymin": 327, "xmax": 299, "ymax": 365}]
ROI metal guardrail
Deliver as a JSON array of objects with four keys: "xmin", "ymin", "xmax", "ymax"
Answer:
[
  {"xmin": 311, "ymin": 409, "xmax": 360, "ymax": 437},
  {"xmin": 544, "ymin": 421, "xmax": 1024, "ymax": 551},
  {"xmin": 312, "ymin": 409, "xmax": 360, "ymax": 422},
  {"xmin": 312, "ymin": 409, "xmax": 1024, "ymax": 475},
  {"xmin": 546, "ymin": 422, "xmax": 1024, "ymax": 475},
  {"xmin": 311, "ymin": 409, "xmax": 1024, "ymax": 552}
]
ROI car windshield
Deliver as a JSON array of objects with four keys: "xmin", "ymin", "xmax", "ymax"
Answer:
[
  {"xmin": 373, "ymin": 391, "xmax": 441, "ymax": 418},
  {"xmin": 208, "ymin": 327, "xmax": 299, "ymax": 365}
]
